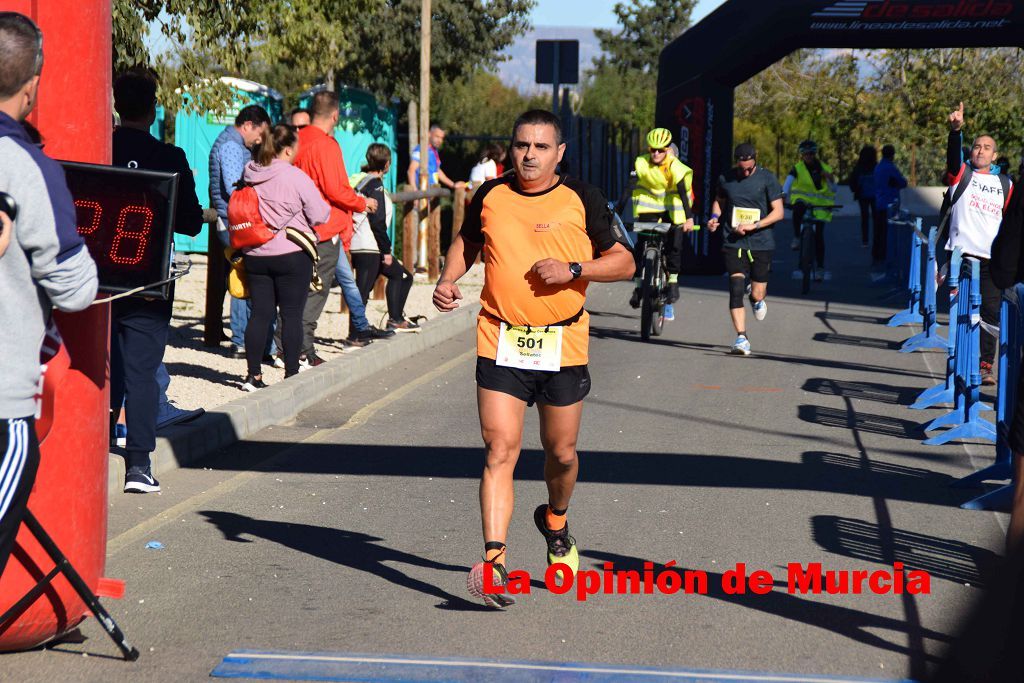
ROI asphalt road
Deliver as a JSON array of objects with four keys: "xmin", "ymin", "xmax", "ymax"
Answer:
[{"xmin": 0, "ymin": 217, "xmax": 1008, "ymax": 682}]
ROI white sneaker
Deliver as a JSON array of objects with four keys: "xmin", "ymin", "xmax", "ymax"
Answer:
[
  {"xmin": 790, "ymin": 238, "xmax": 800, "ymax": 250},
  {"xmin": 752, "ymin": 298, "xmax": 767, "ymax": 321},
  {"xmin": 731, "ymin": 335, "xmax": 751, "ymax": 356}
]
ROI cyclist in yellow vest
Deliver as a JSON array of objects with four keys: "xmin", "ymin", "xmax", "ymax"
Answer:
[
  {"xmin": 784, "ymin": 140, "xmax": 836, "ymax": 281},
  {"xmin": 629, "ymin": 128, "xmax": 695, "ymax": 321}
]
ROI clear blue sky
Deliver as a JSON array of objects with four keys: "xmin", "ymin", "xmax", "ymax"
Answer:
[{"xmin": 530, "ymin": 0, "xmax": 721, "ymax": 28}]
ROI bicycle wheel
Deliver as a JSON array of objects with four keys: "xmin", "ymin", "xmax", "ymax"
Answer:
[
  {"xmin": 651, "ymin": 252, "xmax": 666, "ymax": 337},
  {"xmin": 640, "ymin": 246, "xmax": 660, "ymax": 341},
  {"xmin": 799, "ymin": 221, "xmax": 814, "ymax": 294}
]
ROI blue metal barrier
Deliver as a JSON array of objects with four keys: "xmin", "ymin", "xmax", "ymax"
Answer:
[
  {"xmin": 957, "ymin": 284, "xmax": 1024, "ymax": 510},
  {"xmin": 900, "ymin": 226, "xmax": 946, "ymax": 352},
  {"xmin": 922, "ymin": 256, "xmax": 996, "ymax": 445},
  {"xmin": 910, "ymin": 249, "xmax": 962, "ymax": 409},
  {"xmin": 887, "ymin": 217, "xmax": 925, "ymax": 327}
]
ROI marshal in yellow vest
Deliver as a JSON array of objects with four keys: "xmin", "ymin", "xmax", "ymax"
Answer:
[
  {"xmin": 790, "ymin": 160, "xmax": 836, "ymax": 222},
  {"xmin": 632, "ymin": 154, "xmax": 695, "ymax": 225}
]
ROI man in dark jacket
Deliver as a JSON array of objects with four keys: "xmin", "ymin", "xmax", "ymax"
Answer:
[
  {"xmin": 990, "ymin": 188, "xmax": 1024, "ymax": 553},
  {"xmin": 110, "ymin": 70, "xmax": 203, "ymax": 494}
]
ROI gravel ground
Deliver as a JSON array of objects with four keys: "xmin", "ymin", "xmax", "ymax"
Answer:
[{"xmin": 162, "ymin": 255, "xmax": 484, "ymax": 412}]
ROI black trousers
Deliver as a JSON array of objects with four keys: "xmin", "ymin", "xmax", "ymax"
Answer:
[
  {"xmin": 244, "ymin": 251, "xmax": 312, "ymax": 377},
  {"xmin": 300, "ymin": 238, "xmax": 340, "ymax": 356},
  {"xmin": 110, "ymin": 297, "xmax": 172, "ymax": 471},
  {"xmin": 872, "ymin": 207, "xmax": 889, "ymax": 263},
  {"xmin": 858, "ymin": 198, "xmax": 873, "ymax": 245},
  {"xmin": 352, "ymin": 252, "xmax": 414, "ymax": 321},
  {"xmin": 0, "ymin": 417, "xmax": 40, "ymax": 580},
  {"xmin": 791, "ymin": 202, "xmax": 826, "ymax": 268}
]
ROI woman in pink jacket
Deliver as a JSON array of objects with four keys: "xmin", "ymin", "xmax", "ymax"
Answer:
[{"xmin": 241, "ymin": 124, "xmax": 330, "ymax": 389}]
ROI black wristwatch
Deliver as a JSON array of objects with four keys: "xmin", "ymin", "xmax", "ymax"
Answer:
[{"xmin": 569, "ymin": 262, "xmax": 583, "ymax": 280}]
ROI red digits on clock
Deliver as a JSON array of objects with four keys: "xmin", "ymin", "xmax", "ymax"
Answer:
[
  {"xmin": 74, "ymin": 200, "xmax": 102, "ymax": 235},
  {"xmin": 110, "ymin": 205, "xmax": 153, "ymax": 265}
]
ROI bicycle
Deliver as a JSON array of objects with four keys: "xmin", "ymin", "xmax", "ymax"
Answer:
[
  {"xmin": 787, "ymin": 201, "xmax": 843, "ymax": 294},
  {"xmin": 631, "ymin": 220, "xmax": 673, "ymax": 341}
]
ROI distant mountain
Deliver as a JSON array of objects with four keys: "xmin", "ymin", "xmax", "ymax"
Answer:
[{"xmin": 495, "ymin": 26, "xmax": 605, "ymax": 96}]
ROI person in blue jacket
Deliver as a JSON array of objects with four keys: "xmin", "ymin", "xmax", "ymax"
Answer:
[{"xmin": 871, "ymin": 144, "xmax": 908, "ymax": 267}]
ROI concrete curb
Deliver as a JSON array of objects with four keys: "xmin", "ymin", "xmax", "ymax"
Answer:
[{"xmin": 109, "ymin": 303, "xmax": 481, "ymax": 494}]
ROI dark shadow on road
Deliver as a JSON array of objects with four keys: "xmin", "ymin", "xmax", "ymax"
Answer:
[
  {"xmin": 812, "ymin": 332, "xmax": 904, "ymax": 352},
  {"xmin": 811, "ymin": 515, "xmax": 1000, "ymax": 588},
  {"xmin": 190, "ymin": 444, "xmax": 971, "ymax": 508},
  {"xmin": 587, "ymin": 309, "xmax": 637, "ymax": 321},
  {"xmin": 815, "ymin": 311, "xmax": 891, "ymax": 327},
  {"xmin": 802, "ymin": 378, "xmax": 922, "ymax": 406},
  {"xmin": 587, "ymin": 326, "xmax": 936, "ymax": 381},
  {"xmin": 581, "ymin": 550, "xmax": 950, "ymax": 660},
  {"xmin": 163, "ymin": 361, "xmax": 239, "ymax": 386},
  {"xmin": 800, "ymin": 404, "xmax": 922, "ymax": 439},
  {"xmin": 586, "ymin": 396, "xmax": 882, "ymax": 450},
  {"xmin": 198, "ymin": 510, "xmax": 490, "ymax": 611}
]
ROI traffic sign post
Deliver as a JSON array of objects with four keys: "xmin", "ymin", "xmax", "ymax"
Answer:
[{"xmin": 536, "ymin": 40, "xmax": 579, "ymax": 114}]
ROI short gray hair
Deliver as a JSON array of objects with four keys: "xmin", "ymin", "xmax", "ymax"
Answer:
[{"xmin": 0, "ymin": 12, "xmax": 43, "ymax": 100}]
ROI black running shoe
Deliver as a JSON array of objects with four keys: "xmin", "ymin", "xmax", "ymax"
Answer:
[
  {"xmin": 533, "ymin": 504, "xmax": 579, "ymax": 577},
  {"xmin": 386, "ymin": 318, "xmax": 421, "ymax": 332},
  {"xmin": 241, "ymin": 375, "xmax": 268, "ymax": 392},
  {"xmin": 353, "ymin": 327, "xmax": 394, "ymax": 342},
  {"xmin": 667, "ymin": 282, "xmax": 680, "ymax": 303},
  {"xmin": 124, "ymin": 468, "xmax": 161, "ymax": 494}
]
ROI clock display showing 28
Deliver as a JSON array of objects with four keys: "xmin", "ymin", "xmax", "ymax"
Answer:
[{"xmin": 61, "ymin": 162, "xmax": 179, "ymax": 300}]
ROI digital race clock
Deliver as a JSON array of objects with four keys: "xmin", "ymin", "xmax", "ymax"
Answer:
[{"xmin": 61, "ymin": 161, "xmax": 179, "ymax": 300}]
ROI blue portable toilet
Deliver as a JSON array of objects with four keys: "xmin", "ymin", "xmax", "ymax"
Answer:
[
  {"xmin": 149, "ymin": 105, "xmax": 165, "ymax": 142},
  {"xmin": 173, "ymin": 77, "xmax": 284, "ymax": 252},
  {"xmin": 299, "ymin": 84, "xmax": 398, "ymax": 238}
]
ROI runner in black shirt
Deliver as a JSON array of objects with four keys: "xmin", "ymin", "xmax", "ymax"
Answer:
[{"xmin": 706, "ymin": 143, "xmax": 784, "ymax": 356}]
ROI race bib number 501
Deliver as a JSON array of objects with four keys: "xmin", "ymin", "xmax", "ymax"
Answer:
[{"xmin": 496, "ymin": 323, "xmax": 563, "ymax": 372}]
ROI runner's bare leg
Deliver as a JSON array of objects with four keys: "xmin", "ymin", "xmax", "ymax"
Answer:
[
  {"xmin": 538, "ymin": 400, "xmax": 584, "ymax": 510},
  {"xmin": 750, "ymin": 281, "xmax": 767, "ymax": 304},
  {"xmin": 478, "ymin": 387, "xmax": 528, "ymax": 546}
]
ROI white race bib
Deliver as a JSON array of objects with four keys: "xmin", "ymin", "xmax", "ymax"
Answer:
[
  {"xmin": 732, "ymin": 207, "xmax": 761, "ymax": 226},
  {"xmin": 496, "ymin": 323, "xmax": 563, "ymax": 372}
]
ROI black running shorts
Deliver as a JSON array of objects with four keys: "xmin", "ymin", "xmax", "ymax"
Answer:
[
  {"xmin": 723, "ymin": 248, "xmax": 772, "ymax": 283},
  {"xmin": 476, "ymin": 357, "xmax": 591, "ymax": 407}
]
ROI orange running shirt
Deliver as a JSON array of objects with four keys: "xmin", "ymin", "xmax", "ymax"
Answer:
[{"xmin": 460, "ymin": 174, "xmax": 625, "ymax": 366}]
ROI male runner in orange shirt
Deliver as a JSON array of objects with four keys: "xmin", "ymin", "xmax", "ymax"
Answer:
[{"xmin": 433, "ymin": 109, "xmax": 635, "ymax": 608}]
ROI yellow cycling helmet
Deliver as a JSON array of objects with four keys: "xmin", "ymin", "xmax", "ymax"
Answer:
[{"xmin": 646, "ymin": 128, "xmax": 673, "ymax": 150}]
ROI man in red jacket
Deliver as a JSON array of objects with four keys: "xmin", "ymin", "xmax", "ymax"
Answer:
[{"xmin": 292, "ymin": 90, "xmax": 391, "ymax": 363}]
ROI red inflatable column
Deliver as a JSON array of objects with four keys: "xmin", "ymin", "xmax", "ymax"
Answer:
[{"xmin": 0, "ymin": 0, "xmax": 113, "ymax": 650}]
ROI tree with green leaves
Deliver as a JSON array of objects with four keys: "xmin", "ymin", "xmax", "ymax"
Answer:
[
  {"xmin": 332, "ymin": 0, "xmax": 534, "ymax": 103},
  {"xmin": 115, "ymin": 0, "xmax": 534, "ymax": 117},
  {"xmin": 113, "ymin": 0, "xmax": 268, "ymax": 111},
  {"xmin": 734, "ymin": 48, "xmax": 1024, "ymax": 186},
  {"xmin": 579, "ymin": 0, "xmax": 695, "ymax": 131}
]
